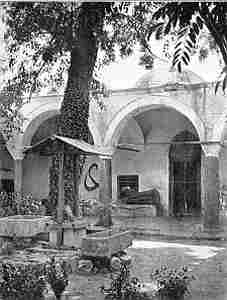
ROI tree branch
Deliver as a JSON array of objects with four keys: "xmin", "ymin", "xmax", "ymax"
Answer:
[{"xmin": 199, "ymin": 4, "xmax": 227, "ymax": 64}]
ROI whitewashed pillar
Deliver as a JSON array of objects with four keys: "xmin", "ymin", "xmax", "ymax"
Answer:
[{"xmin": 202, "ymin": 143, "xmax": 222, "ymax": 232}]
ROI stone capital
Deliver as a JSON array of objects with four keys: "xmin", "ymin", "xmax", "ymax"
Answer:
[
  {"xmin": 202, "ymin": 143, "xmax": 222, "ymax": 158},
  {"xmin": 99, "ymin": 155, "xmax": 112, "ymax": 160}
]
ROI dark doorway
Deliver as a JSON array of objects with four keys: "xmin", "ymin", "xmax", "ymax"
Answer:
[{"xmin": 169, "ymin": 131, "xmax": 201, "ymax": 217}]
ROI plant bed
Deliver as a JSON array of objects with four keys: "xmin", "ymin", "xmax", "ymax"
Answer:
[
  {"xmin": 0, "ymin": 215, "xmax": 52, "ymax": 238},
  {"xmin": 81, "ymin": 228, "xmax": 132, "ymax": 258}
]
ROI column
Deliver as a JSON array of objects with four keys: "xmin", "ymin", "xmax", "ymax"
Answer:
[
  {"xmin": 97, "ymin": 155, "xmax": 112, "ymax": 227},
  {"xmin": 14, "ymin": 159, "xmax": 23, "ymax": 201},
  {"xmin": 202, "ymin": 144, "xmax": 222, "ymax": 232},
  {"xmin": 99, "ymin": 155, "xmax": 112, "ymax": 204}
]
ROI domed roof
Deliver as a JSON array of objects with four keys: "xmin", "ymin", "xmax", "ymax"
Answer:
[{"xmin": 134, "ymin": 59, "xmax": 204, "ymax": 89}]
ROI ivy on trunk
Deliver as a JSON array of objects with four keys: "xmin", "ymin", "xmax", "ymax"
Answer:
[{"xmin": 49, "ymin": 3, "xmax": 106, "ymax": 216}]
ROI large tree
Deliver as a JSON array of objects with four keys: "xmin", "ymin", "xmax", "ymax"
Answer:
[{"xmin": 3, "ymin": 2, "xmax": 160, "ymax": 217}]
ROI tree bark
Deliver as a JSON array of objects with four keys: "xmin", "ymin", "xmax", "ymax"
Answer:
[{"xmin": 49, "ymin": 3, "xmax": 107, "ymax": 215}]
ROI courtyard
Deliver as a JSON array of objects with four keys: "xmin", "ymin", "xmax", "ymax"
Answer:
[
  {"xmin": 65, "ymin": 236, "xmax": 227, "ymax": 300},
  {"xmin": 1, "ymin": 2, "xmax": 227, "ymax": 300}
]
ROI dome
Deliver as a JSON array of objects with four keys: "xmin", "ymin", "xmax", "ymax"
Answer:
[{"xmin": 134, "ymin": 59, "xmax": 205, "ymax": 89}]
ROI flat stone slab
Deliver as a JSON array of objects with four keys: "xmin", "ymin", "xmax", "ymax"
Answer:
[
  {"xmin": 0, "ymin": 215, "xmax": 52, "ymax": 237},
  {"xmin": 81, "ymin": 229, "xmax": 132, "ymax": 258}
]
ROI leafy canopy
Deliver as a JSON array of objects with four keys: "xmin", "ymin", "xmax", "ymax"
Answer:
[
  {"xmin": 1, "ymin": 2, "xmax": 163, "ymax": 137},
  {"xmin": 153, "ymin": 2, "xmax": 227, "ymax": 92}
]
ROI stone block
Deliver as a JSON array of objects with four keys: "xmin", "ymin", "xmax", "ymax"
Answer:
[
  {"xmin": 110, "ymin": 256, "xmax": 121, "ymax": 271},
  {"xmin": 81, "ymin": 229, "xmax": 132, "ymax": 258},
  {"xmin": 78, "ymin": 259, "xmax": 93, "ymax": 274},
  {"xmin": 67, "ymin": 255, "xmax": 79, "ymax": 273},
  {"xmin": 139, "ymin": 282, "xmax": 158, "ymax": 299},
  {"xmin": 0, "ymin": 215, "xmax": 52, "ymax": 237}
]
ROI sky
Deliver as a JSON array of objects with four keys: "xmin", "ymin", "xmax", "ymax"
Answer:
[{"xmin": 100, "ymin": 42, "xmax": 222, "ymax": 90}]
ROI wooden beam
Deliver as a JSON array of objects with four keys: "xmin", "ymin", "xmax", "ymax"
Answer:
[
  {"xmin": 118, "ymin": 141, "xmax": 224, "ymax": 147},
  {"xmin": 57, "ymin": 151, "xmax": 64, "ymax": 247},
  {"xmin": 73, "ymin": 154, "xmax": 80, "ymax": 217}
]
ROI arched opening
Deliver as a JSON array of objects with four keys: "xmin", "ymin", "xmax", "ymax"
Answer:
[
  {"xmin": 23, "ymin": 115, "xmax": 59, "ymax": 199},
  {"xmin": 169, "ymin": 130, "xmax": 201, "ymax": 217}
]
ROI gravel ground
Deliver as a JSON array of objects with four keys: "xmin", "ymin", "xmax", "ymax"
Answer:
[{"xmin": 69, "ymin": 237, "xmax": 227, "ymax": 300}]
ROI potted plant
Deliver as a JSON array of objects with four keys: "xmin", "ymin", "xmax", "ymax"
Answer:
[
  {"xmin": 150, "ymin": 266, "xmax": 195, "ymax": 300},
  {"xmin": 45, "ymin": 257, "xmax": 69, "ymax": 300},
  {"xmin": 0, "ymin": 263, "xmax": 47, "ymax": 300}
]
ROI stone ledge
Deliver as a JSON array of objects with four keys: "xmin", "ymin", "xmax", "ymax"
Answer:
[{"xmin": 45, "ymin": 291, "xmax": 80, "ymax": 300}]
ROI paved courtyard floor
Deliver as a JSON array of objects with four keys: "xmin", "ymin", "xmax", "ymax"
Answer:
[{"xmin": 69, "ymin": 237, "xmax": 227, "ymax": 300}]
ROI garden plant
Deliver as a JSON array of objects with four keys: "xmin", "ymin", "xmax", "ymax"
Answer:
[
  {"xmin": 0, "ymin": 258, "xmax": 69, "ymax": 300},
  {"xmin": 100, "ymin": 262, "xmax": 150, "ymax": 300},
  {"xmin": 45, "ymin": 257, "xmax": 69, "ymax": 300},
  {"xmin": 150, "ymin": 265, "xmax": 195, "ymax": 300},
  {"xmin": 0, "ymin": 192, "xmax": 43, "ymax": 217},
  {"xmin": 0, "ymin": 263, "xmax": 47, "ymax": 300}
]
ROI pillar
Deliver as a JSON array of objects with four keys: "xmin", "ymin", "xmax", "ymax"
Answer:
[
  {"xmin": 14, "ymin": 159, "xmax": 23, "ymax": 200},
  {"xmin": 202, "ymin": 144, "xmax": 222, "ymax": 232},
  {"xmin": 99, "ymin": 155, "xmax": 112, "ymax": 204},
  {"xmin": 97, "ymin": 155, "xmax": 113, "ymax": 227}
]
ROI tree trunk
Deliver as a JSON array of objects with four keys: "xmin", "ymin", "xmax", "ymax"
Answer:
[{"xmin": 49, "ymin": 3, "xmax": 107, "ymax": 215}]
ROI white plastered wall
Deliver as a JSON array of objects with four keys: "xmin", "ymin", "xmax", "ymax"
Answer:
[{"xmin": 111, "ymin": 108, "xmax": 198, "ymax": 215}]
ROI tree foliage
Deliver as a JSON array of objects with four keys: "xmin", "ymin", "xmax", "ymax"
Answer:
[
  {"xmin": 153, "ymin": 2, "xmax": 227, "ymax": 92},
  {"xmin": 3, "ymin": 2, "xmax": 163, "ymax": 213},
  {"xmin": 2, "ymin": 2, "xmax": 161, "ymax": 136}
]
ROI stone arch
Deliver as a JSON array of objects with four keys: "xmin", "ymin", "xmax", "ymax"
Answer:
[
  {"xmin": 22, "ymin": 109, "xmax": 102, "ymax": 148},
  {"xmin": 104, "ymin": 94, "xmax": 205, "ymax": 147},
  {"xmin": 88, "ymin": 118, "xmax": 102, "ymax": 145},
  {"xmin": 22, "ymin": 109, "xmax": 60, "ymax": 147}
]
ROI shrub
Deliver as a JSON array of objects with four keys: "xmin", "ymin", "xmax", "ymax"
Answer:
[
  {"xmin": 0, "ymin": 192, "xmax": 16, "ymax": 217},
  {"xmin": 17, "ymin": 194, "xmax": 42, "ymax": 215},
  {"xmin": 150, "ymin": 265, "xmax": 195, "ymax": 300},
  {"xmin": 100, "ymin": 262, "xmax": 150, "ymax": 300},
  {"xmin": 0, "ymin": 192, "xmax": 42, "ymax": 217},
  {"xmin": 0, "ymin": 263, "xmax": 46, "ymax": 300}
]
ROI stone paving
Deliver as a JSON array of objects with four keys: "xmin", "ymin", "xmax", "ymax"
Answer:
[
  {"xmin": 2, "ymin": 215, "xmax": 227, "ymax": 299},
  {"xmin": 86, "ymin": 213, "xmax": 227, "ymax": 240},
  {"xmin": 65, "ymin": 237, "xmax": 227, "ymax": 300}
]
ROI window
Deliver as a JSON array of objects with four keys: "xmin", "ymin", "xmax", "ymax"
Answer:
[
  {"xmin": 117, "ymin": 175, "xmax": 139, "ymax": 199},
  {"xmin": 1, "ymin": 179, "xmax": 14, "ymax": 193}
]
